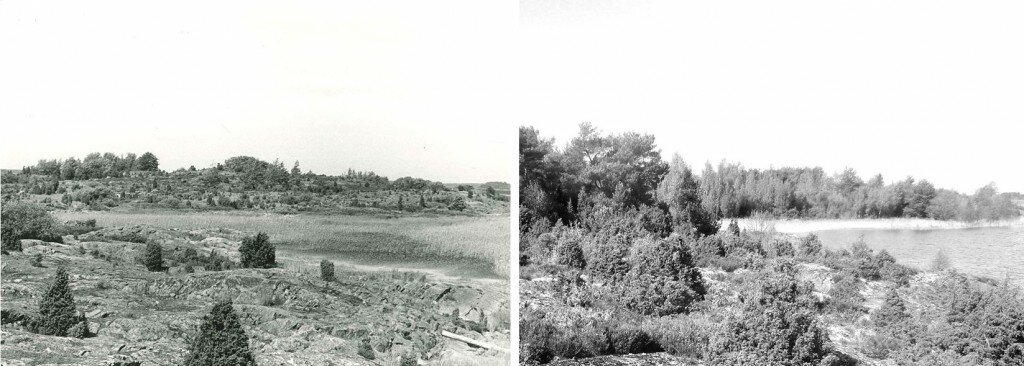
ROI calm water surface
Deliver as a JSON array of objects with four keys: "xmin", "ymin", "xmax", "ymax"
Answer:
[{"xmin": 812, "ymin": 226, "xmax": 1024, "ymax": 285}]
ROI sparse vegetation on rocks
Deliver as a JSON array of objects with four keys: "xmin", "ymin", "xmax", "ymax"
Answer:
[{"xmin": 2, "ymin": 151, "xmax": 511, "ymax": 365}]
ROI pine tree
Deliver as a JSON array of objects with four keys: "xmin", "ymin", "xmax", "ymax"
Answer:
[
  {"xmin": 143, "ymin": 242, "xmax": 163, "ymax": 272},
  {"xmin": 240, "ymin": 232, "xmax": 275, "ymax": 268},
  {"xmin": 34, "ymin": 267, "xmax": 81, "ymax": 336},
  {"xmin": 184, "ymin": 300, "xmax": 256, "ymax": 366}
]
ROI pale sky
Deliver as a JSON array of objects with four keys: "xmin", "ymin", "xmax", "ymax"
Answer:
[
  {"xmin": 0, "ymin": 0, "xmax": 516, "ymax": 183},
  {"xmin": 515, "ymin": 0, "xmax": 1024, "ymax": 194}
]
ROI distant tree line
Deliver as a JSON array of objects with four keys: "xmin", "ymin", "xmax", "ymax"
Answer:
[
  {"xmin": 697, "ymin": 161, "xmax": 1021, "ymax": 221},
  {"xmin": 18, "ymin": 154, "xmax": 454, "ymax": 195},
  {"xmin": 521, "ymin": 123, "xmax": 1019, "ymax": 225},
  {"xmin": 22, "ymin": 152, "xmax": 160, "ymax": 180}
]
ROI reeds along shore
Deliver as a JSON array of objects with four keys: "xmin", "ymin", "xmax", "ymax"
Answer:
[{"xmin": 733, "ymin": 216, "xmax": 1024, "ymax": 234}]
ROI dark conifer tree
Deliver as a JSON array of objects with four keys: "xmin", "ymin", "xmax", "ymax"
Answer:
[
  {"xmin": 320, "ymin": 260, "xmax": 335, "ymax": 282},
  {"xmin": 184, "ymin": 300, "xmax": 256, "ymax": 366},
  {"xmin": 35, "ymin": 267, "xmax": 81, "ymax": 336},
  {"xmin": 240, "ymin": 232, "xmax": 275, "ymax": 268},
  {"xmin": 143, "ymin": 242, "xmax": 163, "ymax": 272}
]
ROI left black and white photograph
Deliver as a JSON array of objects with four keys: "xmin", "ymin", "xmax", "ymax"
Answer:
[{"xmin": 0, "ymin": 1, "xmax": 514, "ymax": 365}]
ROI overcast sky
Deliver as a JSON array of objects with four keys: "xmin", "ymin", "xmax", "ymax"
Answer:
[
  {"xmin": 2, "ymin": 1, "xmax": 1021, "ymax": 192},
  {"xmin": 0, "ymin": 0, "xmax": 515, "ymax": 183},
  {"xmin": 516, "ymin": 0, "xmax": 1024, "ymax": 194}
]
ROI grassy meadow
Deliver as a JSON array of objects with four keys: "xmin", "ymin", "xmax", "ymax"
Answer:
[{"xmin": 55, "ymin": 210, "xmax": 510, "ymax": 278}]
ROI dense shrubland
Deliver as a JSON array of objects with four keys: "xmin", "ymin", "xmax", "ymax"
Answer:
[
  {"xmin": 519, "ymin": 124, "xmax": 1024, "ymax": 365},
  {"xmin": 3, "ymin": 154, "xmax": 508, "ymax": 215}
]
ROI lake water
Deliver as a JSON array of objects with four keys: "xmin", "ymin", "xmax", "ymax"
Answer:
[{"xmin": 811, "ymin": 226, "xmax": 1024, "ymax": 285}]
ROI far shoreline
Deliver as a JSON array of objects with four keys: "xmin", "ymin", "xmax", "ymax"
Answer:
[{"xmin": 732, "ymin": 216, "xmax": 1024, "ymax": 234}]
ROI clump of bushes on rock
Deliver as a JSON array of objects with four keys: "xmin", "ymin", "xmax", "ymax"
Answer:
[
  {"xmin": 1, "ymin": 202, "xmax": 60, "ymax": 251},
  {"xmin": 877, "ymin": 273, "xmax": 1024, "ymax": 364},
  {"xmin": 712, "ymin": 262, "xmax": 835, "ymax": 365}
]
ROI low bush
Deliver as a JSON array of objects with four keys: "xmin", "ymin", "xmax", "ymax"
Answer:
[
  {"xmin": 204, "ymin": 251, "xmax": 230, "ymax": 271},
  {"xmin": 239, "ymin": 232, "xmax": 275, "ymax": 268},
  {"xmin": 581, "ymin": 234, "xmax": 630, "ymax": 281},
  {"xmin": 57, "ymin": 219, "xmax": 99, "ymax": 237},
  {"xmin": 768, "ymin": 239, "xmax": 795, "ymax": 257},
  {"xmin": 827, "ymin": 272, "xmax": 865, "ymax": 315},
  {"xmin": 553, "ymin": 270, "xmax": 592, "ymax": 307},
  {"xmin": 817, "ymin": 244, "xmax": 917, "ymax": 285},
  {"xmin": 553, "ymin": 235, "xmax": 585, "ymax": 269},
  {"xmin": 797, "ymin": 233, "xmax": 823, "ymax": 256},
  {"xmin": 320, "ymin": 259, "xmax": 335, "ymax": 281},
  {"xmin": 1, "ymin": 202, "xmax": 59, "ymax": 251},
  {"xmin": 608, "ymin": 322, "xmax": 661, "ymax": 354},
  {"xmin": 721, "ymin": 232, "xmax": 764, "ymax": 257},
  {"xmin": 629, "ymin": 236, "xmax": 700, "ymax": 279},
  {"xmin": 689, "ymin": 235, "xmax": 725, "ymax": 266},
  {"xmin": 30, "ymin": 253, "xmax": 43, "ymax": 267},
  {"xmin": 874, "ymin": 289, "xmax": 908, "ymax": 329},
  {"xmin": 616, "ymin": 272, "xmax": 705, "ymax": 316},
  {"xmin": 643, "ymin": 315, "xmax": 716, "ymax": 359},
  {"xmin": 143, "ymin": 242, "xmax": 163, "ymax": 272},
  {"xmin": 712, "ymin": 265, "xmax": 832, "ymax": 365},
  {"xmin": 67, "ymin": 317, "xmax": 91, "ymax": 339},
  {"xmin": 519, "ymin": 309, "xmax": 664, "ymax": 364}
]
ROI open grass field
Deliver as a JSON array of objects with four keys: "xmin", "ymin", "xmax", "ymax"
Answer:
[{"xmin": 55, "ymin": 210, "xmax": 510, "ymax": 278}]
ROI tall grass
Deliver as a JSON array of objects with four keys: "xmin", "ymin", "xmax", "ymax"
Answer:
[{"xmin": 55, "ymin": 210, "xmax": 509, "ymax": 278}]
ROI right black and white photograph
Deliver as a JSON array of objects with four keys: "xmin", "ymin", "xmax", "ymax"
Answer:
[{"xmin": 517, "ymin": 1, "xmax": 1024, "ymax": 365}]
